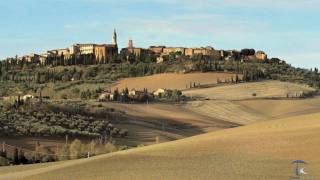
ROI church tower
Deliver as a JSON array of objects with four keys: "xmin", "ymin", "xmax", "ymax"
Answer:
[
  {"xmin": 128, "ymin": 39, "xmax": 133, "ymax": 49},
  {"xmin": 112, "ymin": 29, "xmax": 117, "ymax": 45}
]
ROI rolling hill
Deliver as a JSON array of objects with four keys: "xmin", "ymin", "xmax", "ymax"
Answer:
[
  {"xmin": 183, "ymin": 80, "xmax": 317, "ymax": 125},
  {"xmin": 111, "ymin": 72, "xmax": 238, "ymax": 91},
  {"xmin": 183, "ymin": 80, "xmax": 315, "ymax": 100},
  {"xmin": 1, "ymin": 112, "xmax": 320, "ymax": 180},
  {"xmin": 1, "ymin": 73, "xmax": 320, "ymax": 180}
]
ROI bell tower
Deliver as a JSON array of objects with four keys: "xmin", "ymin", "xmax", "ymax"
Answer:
[
  {"xmin": 128, "ymin": 39, "xmax": 133, "ymax": 49},
  {"xmin": 112, "ymin": 29, "xmax": 117, "ymax": 45}
]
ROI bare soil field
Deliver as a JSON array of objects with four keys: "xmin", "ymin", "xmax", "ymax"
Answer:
[
  {"xmin": 2, "ymin": 112, "xmax": 320, "ymax": 180},
  {"xmin": 185, "ymin": 97, "xmax": 320, "ymax": 126},
  {"xmin": 184, "ymin": 80, "xmax": 315, "ymax": 100},
  {"xmin": 94, "ymin": 102, "xmax": 238, "ymax": 146},
  {"xmin": 185, "ymin": 100, "xmax": 267, "ymax": 125},
  {"xmin": 183, "ymin": 80, "xmax": 318, "ymax": 125},
  {"xmin": 238, "ymin": 96, "xmax": 320, "ymax": 119},
  {"xmin": 112, "ymin": 72, "xmax": 238, "ymax": 91}
]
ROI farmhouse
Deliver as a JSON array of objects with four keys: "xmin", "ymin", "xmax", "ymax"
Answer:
[
  {"xmin": 99, "ymin": 93, "xmax": 114, "ymax": 102},
  {"xmin": 22, "ymin": 95, "xmax": 34, "ymax": 101},
  {"xmin": 153, "ymin": 88, "xmax": 172, "ymax": 98},
  {"xmin": 129, "ymin": 90, "xmax": 145, "ymax": 97}
]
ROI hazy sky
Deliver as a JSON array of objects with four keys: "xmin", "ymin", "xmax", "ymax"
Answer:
[{"xmin": 0, "ymin": 0, "xmax": 319, "ymax": 68}]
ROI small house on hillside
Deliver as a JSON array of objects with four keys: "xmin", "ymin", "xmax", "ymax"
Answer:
[
  {"xmin": 99, "ymin": 93, "xmax": 114, "ymax": 102},
  {"xmin": 156, "ymin": 56, "xmax": 165, "ymax": 64},
  {"xmin": 129, "ymin": 90, "xmax": 145, "ymax": 97},
  {"xmin": 22, "ymin": 95, "xmax": 34, "ymax": 101},
  {"xmin": 153, "ymin": 89, "xmax": 172, "ymax": 98},
  {"xmin": 128, "ymin": 89, "xmax": 152, "ymax": 102}
]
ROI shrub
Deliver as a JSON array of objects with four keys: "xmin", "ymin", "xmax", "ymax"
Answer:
[
  {"xmin": 61, "ymin": 94, "xmax": 68, "ymax": 99},
  {"xmin": 0, "ymin": 157, "xmax": 9, "ymax": 166},
  {"xmin": 119, "ymin": 129, "xmax": 128, "ymax": 138},
  {"xmin": 57, "ymin": 145, "xmax": 70, "ymax": 161},
  {"xmin": 41, "ymin": 155, "xmax": 55, "ymax": 163},
  {"xmin": 118, "ymin": 145, "xmax": 129, "ymax": 151},
  {"xmin": 69, "ymin": 139, "xmax": 86, "ymax": 159},
  {"xmin": 105, "ymin": 142, "xmax": 117, "ymax": 153},
  {"xmin": 71, "ymin": 88, "xmax": 80, "ymax": 95},
  {"xmin": 155, "ymin": 136, "xmax": 160, "ymax": 144},
  {"xmin": 86, "ymin": 141, "xmax": 107, "ymax": 155},
  {"xmin": 35, "ymin": 144, "xmax": 55, "ymax": 163}
]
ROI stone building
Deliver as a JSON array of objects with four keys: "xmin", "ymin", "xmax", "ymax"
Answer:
[
  {"xmin": 19, "ymin": 54, "xmax": 40, "ymax": 64},
  {"xmin": 5, "ymin": 30, "xmax": 119, "ymax": 65},
  {"xmin": 120, "ymin": 39, "xmax": 149, "ymax": 62},
  {"xmin": 163, "ymin": 47, "xmax": 185, "ymax": 55},
  {"xmin": 153, "ymin": 88, "xmax": 172, "ymax": 98},
  {"xmin": 255, "ymin": 51, "xmax": 268, "ymax": 61},
  {"xmin": 77, "ymin": 44, "xmax": 95, "ymax": 55},
  {"xmin": 69, "ymin": 30, "xmax": 118, "ymax": 63},
  {"xmin": 184, "ymin": 48, "xmax": 194, "ymax": 56},
  {"xmin": 48, "ymin": 48, "xmax": 70, "ymax": 59},
  {"xmin": 148, "ymin": 46, "xmax": 217, "ymax": 57},
  {"xmin": 128, "ymin": 39, "xmax": 134, "ymax": 49},
  {"xmin": 94, "ymin": 44, "xmax": 118, "ymax": 63},
  {"xmin": 149, "ymin": 46, "xmax": 166, "ymax": 55},
  {"xmin": 195, "ymin": 47, "xmax": 215, "ymax": 55},
  {"xmin": 39, "ymin": 54, "xmax": 48, "ymax": 65},
  {"xmin": 185, "ymin": 47, "xmax": 216, "ymax": 57}
]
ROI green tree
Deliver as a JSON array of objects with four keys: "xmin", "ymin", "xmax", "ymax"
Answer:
[{"xmin": 113, "ymin": 88, "xmax": 119, "ymax": 101}]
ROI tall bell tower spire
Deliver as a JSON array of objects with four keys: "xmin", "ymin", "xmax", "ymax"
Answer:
[{"xmin": 112, "ymin": 28, "xmax": 117, "ymax": 45}]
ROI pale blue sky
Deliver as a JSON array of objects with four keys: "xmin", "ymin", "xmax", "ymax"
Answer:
[{"xmin": 0, "ymin": 0, "xmax": 319, "ymax": 68}]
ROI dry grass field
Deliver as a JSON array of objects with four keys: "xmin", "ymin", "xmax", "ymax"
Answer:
[
  {"xmin": 184, "ymin": 97, "xmax": 320, "ymax": 126},
  {"xmin": 38, "ymin": 72, "xmax": 237, "ymax": 99},
  {"xmin": 2, "ymin": 112, "xmax": 320, "ymax": 180},
  {"xmin": 1, "ymin": 74, "xmax": 320, "ymax": 179},
  {"xmin": 184, "ymin": 80, "xmax": 315, "ymax": 100},
  {"xmin": 111, "ymin": 72, "xmax": 238, "ymax": 91},
  {"xmin": 183, "ymin": 80, "xmax": 317, "ymax": 125},
  {"xmin": 2, "ymin": 79, "xmax": 319, "ymax": 159},
  {"xmin": 185, "ymin": 100, "xmax": 267, "ymax": 125},
  {"xmin": 239, "ymin": 96, "xmax": 320, "ymax": 119},
  {"xmin": 93, "ymin": 102, "xmax": 238, "ymax": 146},
  {"xmin": 100, "ymin": 94, "xmax": 320, "ymax": 146}
]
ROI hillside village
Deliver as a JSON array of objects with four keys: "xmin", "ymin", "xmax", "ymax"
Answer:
[{"xmin": 2, "ymin": 29, "xmax": 284, "ymax": 66}]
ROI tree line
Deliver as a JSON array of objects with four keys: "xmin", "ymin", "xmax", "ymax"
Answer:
[{"xmin": 1, "ymin": 55, "xmax": 320, "ymax": 90}]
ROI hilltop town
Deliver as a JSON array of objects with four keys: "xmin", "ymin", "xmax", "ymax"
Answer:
[{"xmin": 2, "ymin": 29, "xmax": 283, "ymax": 66}]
